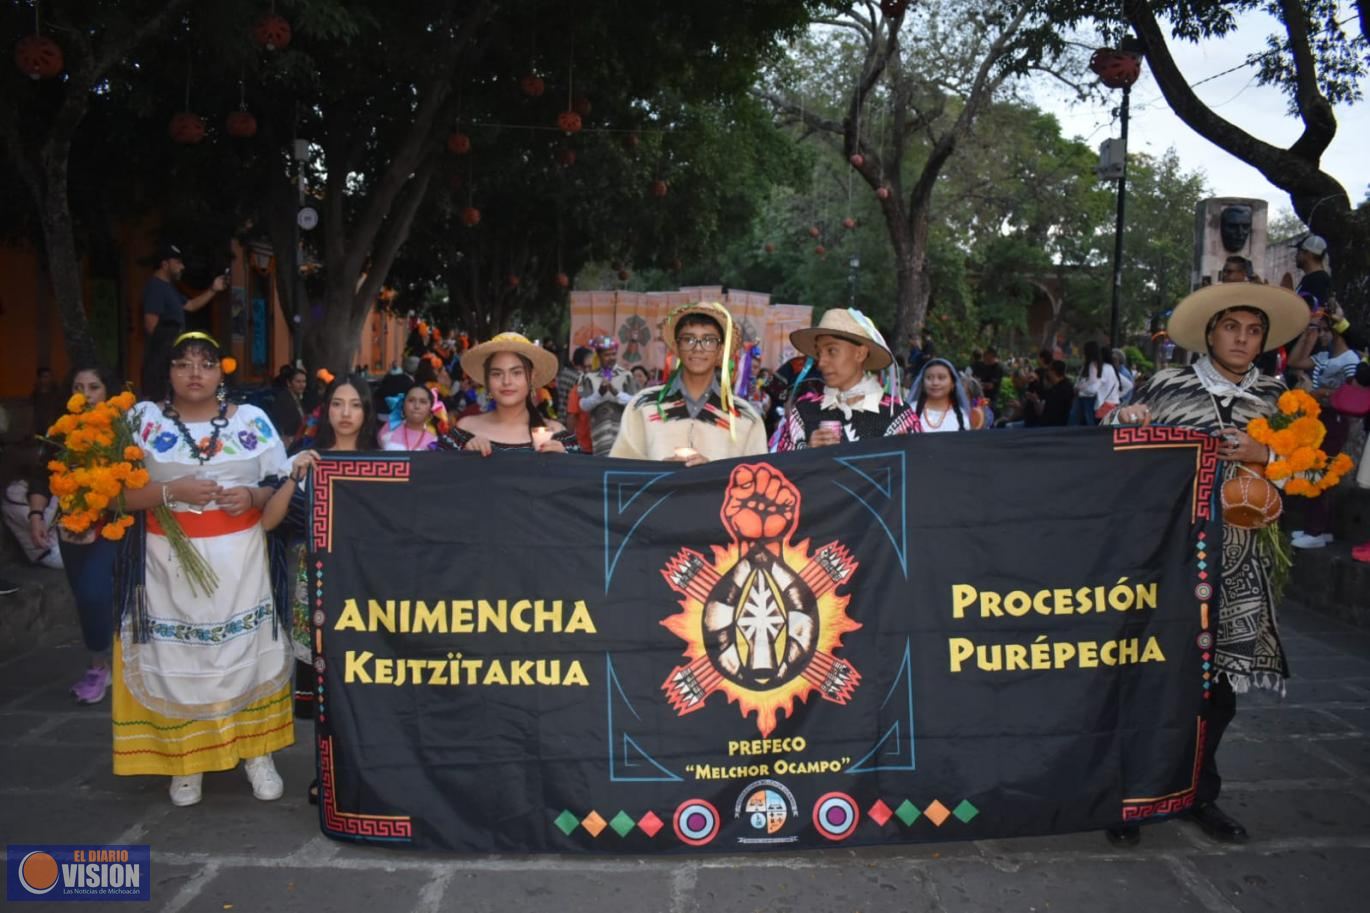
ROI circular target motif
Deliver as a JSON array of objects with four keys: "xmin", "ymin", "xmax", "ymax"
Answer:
[
  {"xmin": 673, "ymin": 799, "xmax": 720, "ymax": 846},
  {"xmin": 312, "ymin": 609, "xmax": 326, "ymax": 627},
  {"xmin": 1196, "ymin": 631, "xmax": 1215, "ymax": 650},
  {"xmin": 812, "ymin": 791, "xmax": 860, "ymax": 841},
  {"xmin": 1195, "ymin": 583, "xmax": 1213, "ymax": 601},
  {"xmin": 313, "ymin": 656, "xmax": 327, "ymax": 673}
]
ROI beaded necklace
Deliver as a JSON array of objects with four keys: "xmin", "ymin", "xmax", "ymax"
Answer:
[{"xmin": 161, "ymin": 398, "xmax": 230, "ymax": 464}]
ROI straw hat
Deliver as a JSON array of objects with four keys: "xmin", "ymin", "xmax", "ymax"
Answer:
[
  {"xmin": 1166, "ymin": 284, "xmax": 1308, "ymax": 354},
  {"xmin": 663, "ymin": 302, "xmax": 737, "ymax": 356},
  {"xmin": 460, "ymin": 332, "xmax": 559, "ymax": 388},
  {"xmin": 790, "ymin": 308, "xmax": 893, "ymax": 371}
]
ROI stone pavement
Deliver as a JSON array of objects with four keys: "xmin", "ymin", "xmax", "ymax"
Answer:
[{"xmin": 3, "ymin": 601, "xmax": 1369, "ymax": 913}]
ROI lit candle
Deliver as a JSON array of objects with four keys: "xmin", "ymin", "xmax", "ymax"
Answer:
[
  {"xmin": 674, "ymin": 447, "xmax": 698, "ymax": 459},
  {"xmin": 531, "ymin": 427, "xmax": 553, "ymax": 449}
]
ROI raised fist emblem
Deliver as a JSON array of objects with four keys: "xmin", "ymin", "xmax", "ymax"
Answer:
[{"xmin": 722, "ymin": 464, "xmax": 799, "ymax": 543}]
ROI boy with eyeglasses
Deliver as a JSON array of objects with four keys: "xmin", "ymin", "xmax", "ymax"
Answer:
[{"xmin": 610, "ymin": 303, "xmax": 767, "ymax": 463}]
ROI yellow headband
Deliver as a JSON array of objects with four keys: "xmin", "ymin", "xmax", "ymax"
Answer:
[{"xmin": 173, "ymin": 330, "xmax": 221, "ymax": 349}]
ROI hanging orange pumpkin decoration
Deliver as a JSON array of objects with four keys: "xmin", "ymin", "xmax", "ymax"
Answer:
[
  {"xmin": 460, "ymin": 207, "xmax": 481, "ymax": 227},
  {"xmin": 807, "ymin": 225, "xmax": 820, "ymax": 238},
  {"xmin": 447, "ymin": 131, "xmax": 472, "ymax": 154},
  {"xmin": 252, "ymin": 14, "xmax": 292, "ymax": 51},
  {"xmin": 555, "ymin": 272, "xmax": 571, "ymax": 289},
  {"xmin": 556, "ymin": 111, "xmax": 582, "ymax": 134},
  {"xmin": 520, "ymin": 74, "xmax": 545, "ymax": 97},
  {"xmin": 650, "ymin": 179, "xmax": 668, "ymax": 198},
  {"xmin": 14, "ymin": 35, "xmax": 62, "ymax": 79},
  {"xmin": 225, "ymin": 110, "xmax": 258, "ymax": 138},
  {"xmin": 842, "ymin": 217, "xmax": 857, "ymax": 230},
  {"xmin": 849, "ymin": 153, "xmax": 864, "ymax": 168},
  {"xmin": 876, "ymin": 186, "xmax": 891, "ymax": 200},
  {"xmin": 168, "ymin": 113, "xmax": 207, "ymax": 144},
  {"xmin": 1089, "ymin": 48, "xmax": 1142, "ymax": 90},
  {"xmin": 814, "ymin": 245, "xmax": 827, "ymax": 257},
  {"xmin": 617, "ymin": 269, "xmax": 630, "ymax": 281}
]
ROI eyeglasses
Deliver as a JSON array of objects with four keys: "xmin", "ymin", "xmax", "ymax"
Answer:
[
  {"xmin": 170, "ymin": 359, "xmax": 220, "ymax": 372},
  {"xmin": 677, "ymin": 335, "xmax": 722, "ymax": 351}
]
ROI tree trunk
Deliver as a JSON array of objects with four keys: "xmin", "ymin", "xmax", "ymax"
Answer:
[
  {"xmin": 39, "ymin": 155, "xmax": 99, "ymax": 370},
  {"xmin": 302, "ymin": 295, "xmax": 370, "ymax": 379}
]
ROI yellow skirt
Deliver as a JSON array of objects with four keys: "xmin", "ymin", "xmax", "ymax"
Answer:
[{"xmin": 112, "ymin": 642, "xmax": 295, "ymax": 777}]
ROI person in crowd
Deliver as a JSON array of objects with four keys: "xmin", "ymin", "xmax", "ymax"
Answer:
[
  {"xmin": 139, "ymin": 243, "xmax": 227, "ymax": 403},
  {"xmin": 1073, "ymin": 340, "xmax": 1121, "ymax": 425},
  {"xmin": 909, "ymin": 358, "xmax": 980, "ymax": 433},
  {"xmin": 375, "ymin": 358, "xmax": 416, "ymax": 412},
  {"xmin": 379, "ymin": 383, "xmax": 444, "ymax": 451},
  {"xmin": 964, "ymin": 375, "xmax": 992, "ymax": 428},
  {"xmin": 557, "ymin": 347, "xmax": 593, "ymax": 423},
  {"xmin": 116, "ymin": 331, "xmax": 294, "ymax": 808},
  {"xmin": 630, "ymin": 364, "xmax": 652, "ymax": 391},
  {"xmin": 23, "ymin": 366, "xmax": 124, "ymax": 701},
  {"xmin": 971, "ymin": 347, "xmax": 1005, "ymax": 406},
  {"xmin": 442, "ymin": 333, "xmax": 579, "ymax": 454},
  {"xmin": 1292, "ymin": 234, "xmax": 1331, "ymax": 309},
  {"xmin": 1024, "ymin": 360, "xmax": 1075, "ymax": 427},
  {"xmin": 775, "ymin": 308, "xmax": 919, "ymax": 450},
  {"xmin": 261, "ymin": 373, "xmax": 377, "ymax": 803},
  {"xmin": 31, "ymin": 366, "xmax": 63, "ymax": 442},
  {"xmin": 1112, "ymin": 348, "xmax": 1136, "ymax": 405},
  {"xmin": 611, "ymin": 302, "xmax": 767, "ymax": 463},
  {"xmin": 576, "ymin": 336, "xmax": 638, "ymax": 455},
  {"xmin": 268, "ymin": 366, "xmax": 308, "ymax": 448},
  {"xmin": 1286, "ymin": 312, "xmax": 1364, "ymax": 548},
  {"xmin": 1111, "ymin": 283, "xmax": 1307, "ymax": 846}
]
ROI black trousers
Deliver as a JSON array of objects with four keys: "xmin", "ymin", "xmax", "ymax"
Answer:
[{"xmin": 1196, "ymin": 676, "xmax": 1238, "ymax": 804}]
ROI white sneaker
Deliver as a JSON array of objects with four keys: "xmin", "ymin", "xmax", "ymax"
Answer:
[
  {"xmin": 243, "ymin": 755, "xmax": 284, "ymax": 801},
  {"xmin": 1291, "ymin": 532, "xmax": 1332, "ymax": 549},
  {"xmin": 169, "ymin": 774, "xmax": 203, "ymax": 807}
]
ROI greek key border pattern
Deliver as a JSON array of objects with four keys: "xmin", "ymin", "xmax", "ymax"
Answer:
[
  {"xmin": 319, "ymin": 735, "xmax": 414, "ymax": 840},
  {"xmin": 311, "ymin": 457, "xmax": 411, "ymax": 552},
  {"xmin": 1111, "ymin": 427, "xmax": 1218, "ymax": 521}
]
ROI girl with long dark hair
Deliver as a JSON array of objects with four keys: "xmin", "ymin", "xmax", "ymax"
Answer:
[
  {"xmin": 439, "ymin": 333, "xmax": 580, "ymax": 454},
  {"xmin": 1074, "ymin": 340, "xmax": 1121, "ymax": 425}
]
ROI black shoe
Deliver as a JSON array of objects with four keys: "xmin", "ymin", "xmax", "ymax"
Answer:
[
  {"xmin": 0, "ymin": 578, "xmax": 19, "ymax": 596},
  {"xmin": 1187, "ymin": 802, "xmax": 1248, "ymax": 842},
  {"xmin": 1105, "ymin": 825, "xmax": 1141, "ymax": 847}
]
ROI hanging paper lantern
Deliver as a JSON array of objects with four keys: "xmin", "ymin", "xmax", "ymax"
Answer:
[
  {"xmin": 617, "ymin": 269, "xmax": 630, "ymax": 281},
  {"xmin": 650, "ymin": 179, "xmax": 669, "ymax": 198},
  {"xmin": 556, "ymin": 111, "xmax": 582, "ymax": 134},
  {"xmin": 555, "ymin": 272, "xmax": 571, "ymax": 289},
  {"xmin": 1089, "ymin": 48, "xmax": 1141, "ymax": 89},
  {"xmin": 763, "ymin": 243, "xmax": 775, "ymax": 254},
  {"xmin": 556, "ymin": 146, "xmax": 577, "ymax": 167},
  {"xmin": 14, "ymin": 35, "xmax": 62, "ymax": 80},
  {"xmin": 807, "ymin": 225, "xmax": 820, "ymax": 238},
  {"xmin": 461, "ymin": 207, "xmax": 481, "ymax": 227},
  {"xmin": 573, "ymin": 95, "xmax": 592, "ymax": 116},
  {"xmin": 876, "ymin": 186, "xmax": 891, "ymax": 200},
  {"xmin": 168, "ymin": 113, "xmax": 207, "ymax": 144},
  {"xmin": 814, "ymin": 245, "xmax": 827, "ymax": 257},
  {"xmin": 842, "ymin": 217, "xmax": 857, "ymax": 230},
  {"xmin": 849, "ymin": 153, "xmax": 864, "ymax": 168},
  {"xmin": 225, "ymin": 110, "xmax": 258, "ymax": 139},
  {"xmin": 519, "ymin": 74, "xmax": 545, "ymax": 97},
  {"xmin": 447, "ymin": 131, "xmax": 472, "ymax": 154},
  {"xmin": 252, "ymin": 14, "xmax": 293, "ymax": 51},
  {"xmin": 623, "ymin": 132, "xmax": 640, "ymax": 150}
]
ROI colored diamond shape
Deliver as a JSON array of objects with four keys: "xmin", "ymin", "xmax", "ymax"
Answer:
[
  {"xmin": 581, "ymin": 810, "xmax": 607, "ymax": 837},
  {"xmin": 952, "ymin": 800, "xmax": 979, "ymax": 823},
  {"xmin": 638, "ymin": 810, "xmax": 663, "ymax": 838},
  {"xmin": 554, "ymin": 810, "xmax": 579, "ymax": 835},
  {"xmin": 609, "ymin": 810, "xmax": 636, "ymax": 837},
  {"xmin": 1198, "ymin": 561, "xmax": 1207, "ymax": 570},
  {"xmin": 924, "ymin": 800, "xmax": 951, "ymax": 827},
  {"xmin": 868, "ymin": 799, "xmax": 892, "ymax": 827},
  {"xmin": 895, "ymin": 800, "xmax": 920, "ymax": 825},
  {"xmin": 1203, "ymin": 662, "xmax": 1211, "ymax": 670},
  {"xmin": 1198, "ymin": 571, "xmax": 1208, "ymax": 580}
]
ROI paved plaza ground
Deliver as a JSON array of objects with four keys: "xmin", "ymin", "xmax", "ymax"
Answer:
[{"xmin": 3, "ymin": 598, "xmax": 1369, "ymax": 912}]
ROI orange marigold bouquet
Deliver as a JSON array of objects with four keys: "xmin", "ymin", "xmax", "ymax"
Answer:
[
  {"xmin": 44, "ymin": 390, "xmax": 147, "ymax": 541},
  {"xmin": 46, "ymin": 392, "xmax": 219, "ymax": 595},
  {"xmin": 1247, "ymin": 389, "xmax": 1355, "ymax": 497}
]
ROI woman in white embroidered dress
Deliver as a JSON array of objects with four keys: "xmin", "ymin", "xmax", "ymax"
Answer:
[{"xmin": 116, "ymin": 332, "xmax": 294, "ymax": 807}]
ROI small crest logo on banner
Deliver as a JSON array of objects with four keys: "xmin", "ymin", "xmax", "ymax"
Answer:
[
  {"xmin": 6, "ymin": 845, "xmax": 151, "ymax": 902},
  {"xmin": 733, "ymin": 779, "xmax": 800, "ymax": 845}
]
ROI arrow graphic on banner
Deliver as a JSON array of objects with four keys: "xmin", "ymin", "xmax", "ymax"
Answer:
[
  {"xmin": 605, "ymin": 654, "xmax": 682, "ymax": 782},
  {"xmin": 846, "ymin": 639, "xmax": 917, "ymax": 773}
]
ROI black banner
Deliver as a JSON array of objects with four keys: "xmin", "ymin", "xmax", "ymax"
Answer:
[{"xmin": 309, "ymin": 426, "xmax": 1220, "ymax": 852}]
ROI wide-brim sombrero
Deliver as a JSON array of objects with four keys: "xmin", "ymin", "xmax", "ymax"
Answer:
[
  {"xmin": 1167, "ymin": 283, "xmax": 1308, "ymax": 354},
  {"xmin": 789, "ymin": 307, "xmax": 893, "ymax": 371},
  {"xmin": 663, "ymin": 302, "xmax": 739, "ymax": 357},
  {"xmin": 460, "ymin": 332, "xmax": 559, "ymax": 389}
]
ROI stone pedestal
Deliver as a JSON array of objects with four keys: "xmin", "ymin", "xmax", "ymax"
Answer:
[{"xmin": 1192, "ymin": 197, "xmax": 1268, "ymax": 288}]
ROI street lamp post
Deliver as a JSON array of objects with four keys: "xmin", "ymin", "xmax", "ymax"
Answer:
[{"xmin": 1089, "ymin": 42, "xmax": 1143, "ymax": 351}]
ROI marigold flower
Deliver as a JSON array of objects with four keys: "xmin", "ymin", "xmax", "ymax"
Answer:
[
  {"xmin": 66, "ymin": 392, "xmax": 87, "ymax": 413},
  {"xmin": 1285, "ymin": 478, "xmax": 1315, "ymax": 497},
  {"xmin": 1265, "ymin": 460, "xmax": 1292, "ymax": 481},
  {"xmin": 123, "ymin": 446, "xmax": 144, "ymax": 461},
  {"xmin": 60, "ymin": 513, "xmax": 93, "ymax": 534},
  {"xmin": 110, "ymin": 391, "xmax": 136, "ymax": 411},
  {"xmin": 1288, "ymin": 448, "xmax": 1317, "ymax": 473},
  {"xmin": 100, "ymin": 523, "xmax": 125, "ymax": 541}
]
